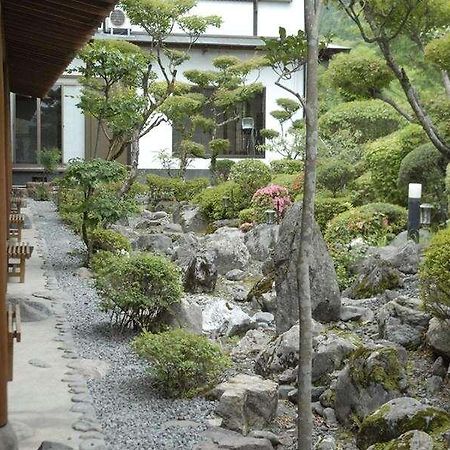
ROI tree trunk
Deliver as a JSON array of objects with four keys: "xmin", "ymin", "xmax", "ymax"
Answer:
[
  {"xmin": 297, "ymin": 1, "xmax": 321, "ymax": 449},
  {"xmin": 119, "ymin": 132, "xmax": 140, "ymax": 197},
  {"xmin": 443, "ymin": 71, "xmax": 450, "ymax": 98}
]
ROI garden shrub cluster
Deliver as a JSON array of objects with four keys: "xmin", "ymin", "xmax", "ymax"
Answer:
[
  {"xmin": 270, "ymin": 158, "xmax": 303, "ymax": 174},
  {"xmin": 213, "ymin": 159, "xmax": 235, "ymax": 182},
  {"xmin": 315, "ymin": 195, "xmax": 353, "ymax": 233},
  {"xmin": 271, "ymin": 173, "xmax": 303, "ymax": 197},
  {"xmin": 133, "ymin": 328, "xmax": 231, "ymax": 398},
  {"xmin": 229, "ymin": 159, "xmax": 272, "ymax": 196},
  {"xmin": 317, "ymin": 158, "xmax": 356, "ymax": 196},
  {"xmin": 419, "ymin": 227, "xmax": 450, "ymax": 321},
  {"xmin": 89, "ymin": 228, "xmax": 131, "ymax": 253},
  {"xmin": 349, "ymin": 172, "xmax": 379, "ymax": 206},
  {"xmin": 251, "ymin": 184, "xmax": 292, "ymax": 223},
  {"xmin": 93, "ymin": 251, "xmax": 183, "ymax": 330}
]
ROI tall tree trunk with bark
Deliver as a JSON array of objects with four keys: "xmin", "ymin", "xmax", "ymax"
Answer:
[
  {"xmin": 297, "ymin": 1, "xmax": 321, "ymax": 449},
  {"xmin": 119, "ymin": 132, "xmax": 140, "ymax": 197}
]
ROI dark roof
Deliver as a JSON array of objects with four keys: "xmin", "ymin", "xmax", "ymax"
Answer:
[{"xmin": 4, "ymin": 0, "xmax": 118, "ymax": 97}]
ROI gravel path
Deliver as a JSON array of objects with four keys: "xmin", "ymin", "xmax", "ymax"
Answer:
[{"xmin": 31, "ymin": 200, "xmax": 215, "ymax": 450}]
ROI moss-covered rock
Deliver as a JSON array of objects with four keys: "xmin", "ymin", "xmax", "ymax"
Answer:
[
  {"xmin": 357, "ymin": 397, "xmax": 450, "ymax": 449},
  {"xmin": 367, "ymin": 430, "xmax": 433, "ymax": 450}
]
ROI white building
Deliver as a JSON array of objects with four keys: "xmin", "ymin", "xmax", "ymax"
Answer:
[{"xmin": 11, "ymin": 0, "xmax": 343, "ymax": 182}]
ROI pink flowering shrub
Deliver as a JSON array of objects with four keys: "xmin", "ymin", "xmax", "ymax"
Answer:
[{"xmin": 251, "ymin": 184, "xmax": 292, "ymax": 223}]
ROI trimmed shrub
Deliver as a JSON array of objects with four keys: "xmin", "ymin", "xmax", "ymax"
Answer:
[
  {"xmin": 319, "ymin": 100, "xmax": 404, "ymax": 144},
  {"xmin": 317, "ymin": 159, "xmax": 356, "ymax": 196},
  {"xmin": 133, "ymin": 328, "xmax": 231, "ymax": 398},
  {"xmin": 213, "ymin": 159, "xmax": 235, "ymax": 182},
  {"xmin": 94, "ymin": 252, "xmax": 182, "ymax": 330},
  {"xmin": 239, "ymin": 207, "xmax": 257, "ymax": 224},
  {"xmin": 193, "ymin": 181, "xmax": 247, "ymax": 222},
  {"xmin": 270, "ymin": 159, "xmax": 304, "ymax": 175},
  {"xmin": 420, "ymin": 227, "xmax": 450, "ymax": 321},
  {"xmin": 251, "ymin": 184, "xmax": 292, "ymax": 223},
  {"xmin": 350, "ymin": 172, "xmax": 379, "ymax": 206},
  {"xmin": 147, "ymin": 175, "xmax": 209, "ymax": 206},
  {"xmin": 315, "ymin": 195, "xmax": 353, "ymax": 233},
  {"xmin": 271, "ymin": 173, "xmax": 303, "ymax": 197},
  {"xmin": 89, "ymin": 228, "xmax": 131, "ymax": 253},
  {"xmin": 325, "ymin": 202, "xmax": 407, "ymax": 247},
  {"xmin": 229, "ymin": 159, "xmax": 271, "ymax": 196},
  {"xmin": 364, "ymin": 124, "xmax": 427, "ymax": 204}
]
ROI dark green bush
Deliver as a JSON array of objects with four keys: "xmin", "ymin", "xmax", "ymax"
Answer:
[
  {"xmin": 89, "ymin": 228, "xmax": 131, "ymax": 253},
  {"xmin": 94, "ymin": 252, "xmax": 182, "ymax": 330},
  {"xmin": 317, "ymin": 159, "xmax": 356, "ymax": 196},
  {"xmin": 147, "ymin": 175, "xmax": 209, "ymax": 207},
  {"xmin": 229, "ymin": 159, "xmax": 271, "ymax": 196},
  {"xmin": 133, "ymin": 328, "xmax": 231, "ymax": 398},
  {"xmin": 319, "ymin": 100, "xmax": 404, "ymax": 144},
  {"xmin": 325, "ymin": 202, "xmax": 407, "ymax": 247},
  {"xmin": 193, "ymin": 181, "xmax": 247, "ymax": 222},
  {"xmin": 270, "ymin": 159, "xmax": 304, "ymax": 175},
  {"xmin": 420, "ymin": 227, "xmax": 450, "ymax": 321},
  {"xmin": 239, "ymin": 207, "xmax": 257, "ymax": 224},
  {"xmin": 213, "ymin": 159, "xmax": 235, "ymax": 182},
  {"xmin": 315, "ymin": 195, "xmax": 353, "ymax": 233},
  {"xmin": 365, "ymin": 124, "xmax": 427, "ymax": 204},
  {"xmin": 349, "ymin": 172, "xmax": 379, "ymax": 206}
]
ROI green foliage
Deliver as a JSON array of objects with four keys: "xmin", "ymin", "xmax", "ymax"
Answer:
[
  {"xmin": 425, "ymin": 32, "xmax": 450, "ymax": 72},
  {"xmin": 271, "ymin": 173, "xmax": 302, "ymax": 197},
  {"xmin": 213, "ymin": 159, "xmax": 235, "ymax": 182},
  {"xmin": 147, "ymin": 175, "xmax": 209, "ymax": 206},
  {"xmin": 193, "ymin": 181, "xmax": 247, "ymax": 222},
  {"xmin": 420, "ymin": 227, "xmax": 450, "ymax": 321},
  {"xmin": 327, "ymin": 48, "xmax": 394, "ymax": 100},
  {"xmin": 133, "ymin": 328, "xmax": 230, "ymax": 398},
  {"xmin": 319, "ymin": 100, "xmax": 404, "ymax": 143},
  {"xmin": 89, "ymin": 229, "xmax": 131, "ymax": 254},
  {"xmin": 350, "ymin": 172, "xmax": 379, "ymax": 206},
  {"xmin": 317, "ymin": 159, "xmax": 356, "ymax": 196},
  {"xmin": 270, "ymin": 159, "xmax": 303, "ymax": 175},
  {"xmin": 37, "ymin": 147, "xmax": 61, "ymax": 178},
  {"xmin": 325, "ymin": 203, "xmax": 407, "ymax": 247},
  {"xmin": 239, "ymin": 207, "xmax": 257, "ymax": 224},
  {"xmin": 229, "ymin": 159, "xmax": 271, "ymax": 197},
  {"xmin": 94, "ymin": 251, "xmax": 182, "ymax": 330},
  {"xmin": 315, "ymin": 195, "xmax": 353, "ymax": 233},
  {"xmin": 365, "ymin": 124, "xmax": 427, "ymax": 204}
]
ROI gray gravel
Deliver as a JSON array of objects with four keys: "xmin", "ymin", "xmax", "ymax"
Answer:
[{"xmin": 31, "ymin": 200, "xmax": 215, "ymax": 450}]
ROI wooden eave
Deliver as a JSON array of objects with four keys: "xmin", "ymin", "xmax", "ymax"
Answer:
[{"xmin": 4, "ymin": 0, "xmax": 118, "ymax": 98}]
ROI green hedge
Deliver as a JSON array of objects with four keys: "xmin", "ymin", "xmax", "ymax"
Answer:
[
  {"xmin": 270, "ymin": 159, "xmax": 304, "ymax": 174},
  {"xmin": 315, "ymin": 195, "xmax": 353, "ymax": 233},
  {"xmin": 89, "ymin": 228, "xmax": 131, "ymax": 253},
  {"xmin": 229, "ymin": 159, "xmax": 271, "ymax": 196}
]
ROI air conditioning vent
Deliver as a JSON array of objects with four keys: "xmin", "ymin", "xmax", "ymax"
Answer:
[
  {"xmin": 103, "ymin": 7, "xmax": 132, "ymax": 36},
  {"xmin": 110, "ymin": 8, "xmax": 126, "ymax": 27}
]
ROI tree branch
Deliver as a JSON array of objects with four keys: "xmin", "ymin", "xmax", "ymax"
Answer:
[
  {"xmin": 275, "ymin": 80, "xmax": 306, "ymax": 110},
  {"xmin": 372, "ymin": 90, "xmax": 415, "ymax": 122}
]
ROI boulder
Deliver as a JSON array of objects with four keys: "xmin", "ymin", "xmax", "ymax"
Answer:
[
  {"xmin": 377, "ymin": 297, "xmax": 430, "ymax": 349},
  {"xmin": 7, "ymin": 297, "xmax": 52, "ymax": 322},
  {"xmin": 366, "ymin": 431, "xmax": 433, "ymax": 450},
  {"xmin": 211, "ymin": 374, "xmax": 278, "ymax": 435},
  {"xmin": 335, "ymin": 344, "xmax": 408, "ymax": 427},
  {"xmin": 67, "ymin": 359, "xmax": 111, "ymax": 380},
  {"xmin": 316, "ymin": 436, "xmax": 336, "ymax": 450},
  {"xmin": 172, "ymin": 232, "xmax": 201, "ymax": 267},
  {"xmin": 183, "ymin": 251, "xmax": 218, "ymax": 294},
  {"xmin": 232, "ymin": 329, "xmax": 273, "ymax": 360},
  {"xmin": 173, "ymin": 204, "xmax": 208, "ymax": 233},
  {"xmin": 225, "ymin": 269, "xmax": 246, "ymax": 282},
  {"xmin": 340, "ymin": 299, "xmax": 374, "ymax": 322},
  {"xmin": 109, "ymin": 224, "xmax": 139, "ymax": 248},
  {"xmin": 204, "ymin": 228, "xmax": 251, "ymax": 275},
  {"xmin": 135, "ymin": 234, "xmax": 172, "ymax": 254},
  {"xmin": 426, "ymin": 317, "xmax": 450, "ymax": 358},
  {"xmin": 347, "ymin": 258, "xmax": 402, "ymax": 299},
  {"xmin": 366, "ymin": 241, "xmax": 421, "ymax": 274},
  {"xmin": 160, "ymin": 298, "xmax": 203, "ymax": 334},
  {"xmin": 357, "ymin": 397, "xmax": 450, "ymax": 449},
  {"xmin": 223, "ymin": 311, "xmax": 256, "ymax": 338},
  {"xmin": 203, "ymin": 300, "xmax": 251, "ymax": 335},
  {"xmin": 272, "ymin": 202, "xmax": 341, "ymax": 333},
  {"xmin": 244, "ymin": 224, "xmax": 279, "ymax": 262},
  {"xmin": 196, "ymin": 428, "xmax": 274, "ymax": 450}
]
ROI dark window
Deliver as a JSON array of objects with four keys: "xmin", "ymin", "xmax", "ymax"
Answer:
[
  {"xmin": 14, "ymin": 86, "xmax": 62, "ymax": 164},
  {"xmin": 172, "ymin": 88, "xmax": 265, "ymax": 159}
]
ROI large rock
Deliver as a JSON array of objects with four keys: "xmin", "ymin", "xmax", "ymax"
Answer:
[
  {"xmin": 366, "ymin": 431, "xmax": 433, "ymax": 450},
  {"xmin": 426, "ymin": 317, "xmax": 450, "ymax": 358},
  {"xmin": 244, "ymin": 224, "xmax": 279, "ymax": 262},
  {"xmin": 377, "ymin": 297, "xmax": 430, "ymax": 349},
  {"xmin": 135, "ymin": 233, "xmax": 172, "ymax": 254},
  {"xmin": 366, "ymin": 241, "xmax": 421, "ymax": 274},
  {"xmin": 347, "ymin": 258, "xmax": 402, "ymax": 299},
  {"xmin": 173, "ymin": 204, "xmax": 208, "ymax": 234},
  {"xmin": 335, "ymin": 344, "xmax": 408, "ymax": 427},
  {"xmin": 183, "ymin": 251, "xmax": 218, "ymax": 293},
  {"xmin": 357, "ymin": 397, "xmax": 450, "ymax": 449},
  {"xmin": 255, "ymin": 322, "xmax": 353, "ymax": 383},
  {"xmin": 232, "ymin": 329, "xmax": 273, "ymax": 360},
  {"xmin": 196, "ymin": 428, "xmax": 274, "ymax": 450},
  {"xmin": 202, "ymin": 300, "xmax": 252, "ymax": 336},
  {"xmin": 160, "ymin": 298, "xmax": 203, "ymax": 334},
  {"xmin": 204, "ymin": 228, "xmax": 251, "ymax": 275},
  {"xmin": 273, "ymin": 202, "xmax": 341, "ymax": 333},
  {"xmin": 172, "ymin": 232, "xmax": 201, "ymax": 267},
  {"xmin": 211, "ymin": 374, "xmax": 278, "ymax": 435}
]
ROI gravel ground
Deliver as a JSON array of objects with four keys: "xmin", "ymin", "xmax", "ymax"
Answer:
[{"xmin": 31, "ymin": 200, "xmax": 215, "ymax": 450}]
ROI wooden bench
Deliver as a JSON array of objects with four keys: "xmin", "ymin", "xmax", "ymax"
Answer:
[
  {"xmin": 10, "ymin": 196, "xmax": 27, "ymax": 214},
  {"xmin": 7, "ymin": 243, "xmax": 33, "ymax": 283},
  {"xmin": 9, "ymin": 213, "xmax": 25, "ymax": 241}
]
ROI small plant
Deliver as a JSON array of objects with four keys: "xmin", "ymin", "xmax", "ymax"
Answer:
[
  {"xmin": 89, "ymin": 228, "xmax": 131, "ymax": 254},
  {"xmin": 94, "ymin": 252, "xmax": 182, "ymax": 330},
  {"xmin": 229, "ymin": 159, "xmax": 271, "ymax": 197},
  {"xmin": 133, "ymin": 328, "xmax": 231, "ymax": 397},
  {"xmin": 213, "ymin": 159, "xmax": 235, "ymax": 182},
  {"xmin": 239, "ymin": 207, "xmax": 257, "ymax": 224},
  {"xmin": 420, "ymin": 227, "xmax": 450, "ymax": 321},
  {"xmin": 251, "ymin": 184, "xmax": 292, "ymax": 223},
  {"xmin": 37, "ymin": 147, "xmax": 61, "ymax": 181}
]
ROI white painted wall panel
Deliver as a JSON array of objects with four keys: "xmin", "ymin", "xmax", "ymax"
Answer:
[{"xmin": 62, "ymin": 85, "xmax": 85, "ymax": 163}]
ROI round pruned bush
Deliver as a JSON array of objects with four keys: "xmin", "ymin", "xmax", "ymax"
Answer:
[
  {"xmin": 89, "ymin": 228, "xmax": 131, "ymax": 254},
  {"xmin": 213, "ymin": 159, "xmax": 235, "ymax": 182},
  {"xmin": 239, "ymin": 207, "xmax": 257, "ymax": 224},
  {"xmin": 270, "ymin": 159, "xmax": 304, "ymax": 175},
  {"xmin": 271, "ymin": 173, "xmax": 303, "ymax": 197},
  {"xmin": 349, "ymin": 172, "xmax": 379, "ymax": 206},
  {"xmin": 133, "ymin": 328, "xmax": 231, "ymax": 398},
  {"xmin": 317, "ymin": 159, "xmax": 356, "ymax": 196},
  {"xmin": 229, "ymin": 159, "xmax": 271, "ymax": 197},
  {"xmin": 325, "ymin": 202, "xmax": 407, "ymax": 247},
  {"xmin": 314, "ymin": 195, "xmax": 353, "ymax": 233},
  {"xmin": 420, "ymin": 227, "xmax": 450, "ymax": 321},
  {"xmin": 94, "ymin": 252, "xmax": 182, "ymax": 330},
  {"xmin": 251, "ymin": 184, "xmax": 292, "ymax": 223}
]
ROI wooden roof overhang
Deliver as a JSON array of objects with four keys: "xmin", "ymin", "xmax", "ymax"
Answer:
[{"xmin": 4, "ymin": 0, "xmax": 118, "ymax": 98}]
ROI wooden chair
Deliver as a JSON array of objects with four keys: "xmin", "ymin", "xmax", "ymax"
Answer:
[
  {"xmin": 10, "ymin": 196, "xmax": 26, "ymax": 214},
  {"xmin": 7, "ymin": 243, "xmax": 33, "ymax": 283},
  {"xmin": 9, "ymin": 213, "xmax": 24, "ymax": 241}
]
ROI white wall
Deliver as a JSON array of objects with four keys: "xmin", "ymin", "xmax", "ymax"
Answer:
[
  {"xmin": 62, "ymin": 84, "xmax": 85, "ymax": 163},
  {"xmin": 138, "ymin": 46, "xmax": 304, "ymax": 170}
]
